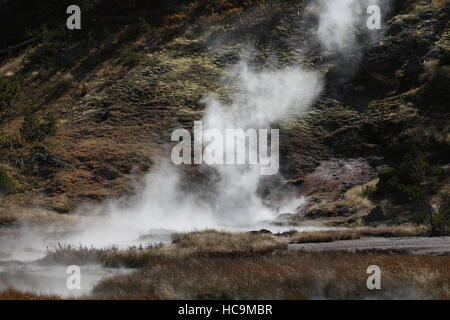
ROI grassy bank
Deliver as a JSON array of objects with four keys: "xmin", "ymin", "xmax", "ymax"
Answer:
[
  {"xmin": 39, "ymin": 226, "xmax": 429, "ymax": 267},
  {"xmin": 0, "ymin": 288, "xmax": 60, "ymax": 300},
  {"xmin": 1, "ymin": 227, "xmax": 447, "ymax": 300},
  {"xmin": 40, "ymin": 230, "xmax": 288, "ymax": 268},
  {"xmin": 289, "ymin": 225, "xmax": 428, "ymax": 244},
  {"xmin": 92, "ymin": 251, "xmax": 450, "ymax": 299}
]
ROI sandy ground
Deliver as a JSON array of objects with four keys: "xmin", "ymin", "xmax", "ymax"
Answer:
[{"xmin": 289, "ymin": 237, "xmax": 450, "ymax": 255}]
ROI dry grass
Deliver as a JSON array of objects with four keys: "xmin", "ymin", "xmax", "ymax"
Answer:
[
  {"xmin": 93, "ymin": 251, "xmax": 450, "ymax": 300},
  {"xmin": 342, "ymin": 180, "xmax": 378, "ymax": 210},
  {"xmin": 41, "ymin": 243, "xmax": 171, "ymax": 268},
  {"xmin": 0, "ymin": 214, "xmax": 17, "ymax": 226},
  {"xmin": 356, "ymin": 225, "xmax": 428, "ymax": 238},
  {"xmin": 41, "ymin": 226, "xmax": 428, "ymax": 268},
  {"xmin": 289, "ymin": 230, "xmax": 361, "ymax": 243},
  {"xmin": 308, "ymin": 180, "xmax": 379, "ymax": 220},
  {"xmin": 289, "ymin": 225, "xmax": 428, "ymax": 244},
  {"xmin": 7, "ymin": 228, "xmax": 446, "ymax": 300},
  {"xmin": 0, "ymin": 288, "xmax": 60, "ymax": 300},
  {"xmin": 41, "ymin": 230, "xmax": 287, "ymax": 268},
  {"xmin": 171, "ymin": 230, "xmax": 287, "ymax": 257}
]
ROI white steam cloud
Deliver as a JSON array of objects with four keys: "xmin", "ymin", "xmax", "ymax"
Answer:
[
  {"xmin": 200, "ymin": 59, "xmax": 322, "ymax": 221},
  {"xmin": 317, "ymin": 0, "xmax": 365, "ymax": 52},
  {"xmin": 69, "ymin": 59, "xmax": 323, "ymax": 247},
  {"xmin": 314, "ymin": 0, "xmax": 386, "ymax": 54},
  {"xmin": 52, "ymin": 0, "xmax": 392, "ymax": 246},
  {"xmin": 0, "ymin": 0, "xmax": 393, "ymax": 298},
  {"xmin": 203, "ymin": 60, "xmax": 321, "ymax": 128},
  {"xmin": 3, "ymin": 0, "xmax": 389, "ymax": 251}
]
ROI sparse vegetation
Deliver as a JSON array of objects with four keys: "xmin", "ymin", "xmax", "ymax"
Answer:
[
  {"xmin": 11, "ymin": 226, "xmax": 442, "ymax": 299},
  {"xmin": 20, "ymin": 112, "xmax": 57, "ymax": 141},
  {"xmin": 0, "ymin": 288, "xmax": 60, "ymax": 300},
  {"xmin": 0, "ymin": 76, "xmax": 21, "ymax": 110},
  {"xmin": 41, "ymin": 227, "xmax": 429, "ymax": 270},
  {"xmin": 0, "ymin": 166, "xmax": 16, "ymax": 195},
  {"xmin": 356, "ymin": 225, "xmax": 428, "ymax": 238},
  {"xmin": 170, "ymin": 230, "xmax": 287, "ymax": 257},
  {"xmin": 0, "ymin": 214, "xmax": 17, "ymax": 226},
  {"xmin": 289, "ymin": 225, "xmax": 427, "ymax": 244},
  {"xmin": 361, "ymin": 184, "xmax": 377, "ymax": 201},
  {"xmin": 5, "ymin": 248, "xmax": 449, "ymax": 300},
  {"xmin": 41, "ymin": 230, "xmax": 287, "ymax": 268},
  {"xmin": 421, "ymin": 58, "xmax": 450, "ymax": 110},
  {"xmin": 93, "ymin": 251, "xmax": 450, "ymax": 299},
  {"xmin": 139, "ymin": 18, "xmax": 162, "ymax": 51},
  {"xmin": 41, "ymin": 243, "xmax": 164, "ymax": 268},
  {"xmin": 28, "ymin": 25, "xmax": 61, "ymax": 67},
  {"xmin": 373, "ymin": 149, "xmax": 442, "ymax": 204},
  {"xmin": 434, "ymin": 193, "xmax": 450, "ymax": 235},
  {"xmin": 289, "ymin": 230, "xmax": 360, "ymax": 243},
  {"xmin": 413, "ymin": 193, "xmax": 450, "ymax": 236},
  {"xmin": 119, "ymin": 46, "xmax": 141, "ymax": 67}
]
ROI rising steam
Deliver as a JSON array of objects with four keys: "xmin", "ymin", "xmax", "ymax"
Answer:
[
  {"xmin": 314, "ymin": 0, "xmax": 387, "ymax": 55},
  {"xmin": 4, "ymin": 0, "xmax": 387, "ymax": 250},
  {"xmin": 55, "ymin": 1, "xmax": 389, "ymax": 246},
  {"xmin": 68, "ymin": 58, "xmax": 323, "ymax": 247},
  {"xmin": 73, "ymin": 1, "xmax": 392, "ymax": 244}
]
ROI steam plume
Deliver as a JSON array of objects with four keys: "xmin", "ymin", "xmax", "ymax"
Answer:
[{"xmin": 69, "ymin": 58, "xmax": 323, "ymax": 246}]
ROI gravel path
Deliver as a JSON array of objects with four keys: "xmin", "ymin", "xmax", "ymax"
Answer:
[{"xmin": 289, "ymin": 237, "xmax": 450, "ymax": 255}]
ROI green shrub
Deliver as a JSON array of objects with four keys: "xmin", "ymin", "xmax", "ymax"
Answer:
[
  {"xmin": 20, "ymin": 112, "xmax": 58, "ymax": 141},
  {"xmin": 421, "ymin": 62, "xmax": 450, "ymax": 109},
  {"xmin": 361, "ymin": 184, "xmax": 377, "ymax": 200},
  {"xmin": 29, "ymin": 25, "xmax": 60, "ymax": 67},
  {"xmin": 411, "ymin": 203, "xmax": 432, "ymax": 225},
  {"xmin": 120, "ymin": 46, "xmax": 141, "ymax": 66},
  {"xmin": 410, "ymin": 193, "xmax": 449, "ymax": 236},
  {"xmin": 0, "ymin": 76, "xmax": 21, "ymax": 110},
  {"xmin": 0, "ymin": 167, "xmax": 16, "ymax": 195},
  {"xmin": 140, "ymin": 18, "xmax": 160, "ymax": 50},
  {"xmin": 375, "ymin": 149, "xmax": 440, "ymax": 204}
]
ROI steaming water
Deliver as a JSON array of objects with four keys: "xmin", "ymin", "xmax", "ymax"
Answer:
[
  {"xmin": 0, "ymin": 222, "xmax": 335, "ymax": 297},
  {"xmin": 0, "ymin": 263, "xmax": 130, "ymax": 298}
]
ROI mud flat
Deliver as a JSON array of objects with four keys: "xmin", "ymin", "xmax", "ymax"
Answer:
[{"xmin": 289, "ymin": 237, "xmax": 450, "ymax": 255}]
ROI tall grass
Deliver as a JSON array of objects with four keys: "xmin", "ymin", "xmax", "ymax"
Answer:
[
  {"xmin": 40, "ymin": 230, "xmax": 287, "ymax": 268},
  {"xmin": 0, "ymin": 288, "xmax": 60, "ymax": 300},
  {"xmin": 93, "ymin": 251, "xmax": 450, "ymax": 299},
  {"xmin": 40, "ymin": 226, "xmax": 428, "ymax": 268}
]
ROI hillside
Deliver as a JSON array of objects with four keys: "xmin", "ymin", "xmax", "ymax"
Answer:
[{"xmin": 0, "ymin": 0, "xmax": 449, "ymax": 231}]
